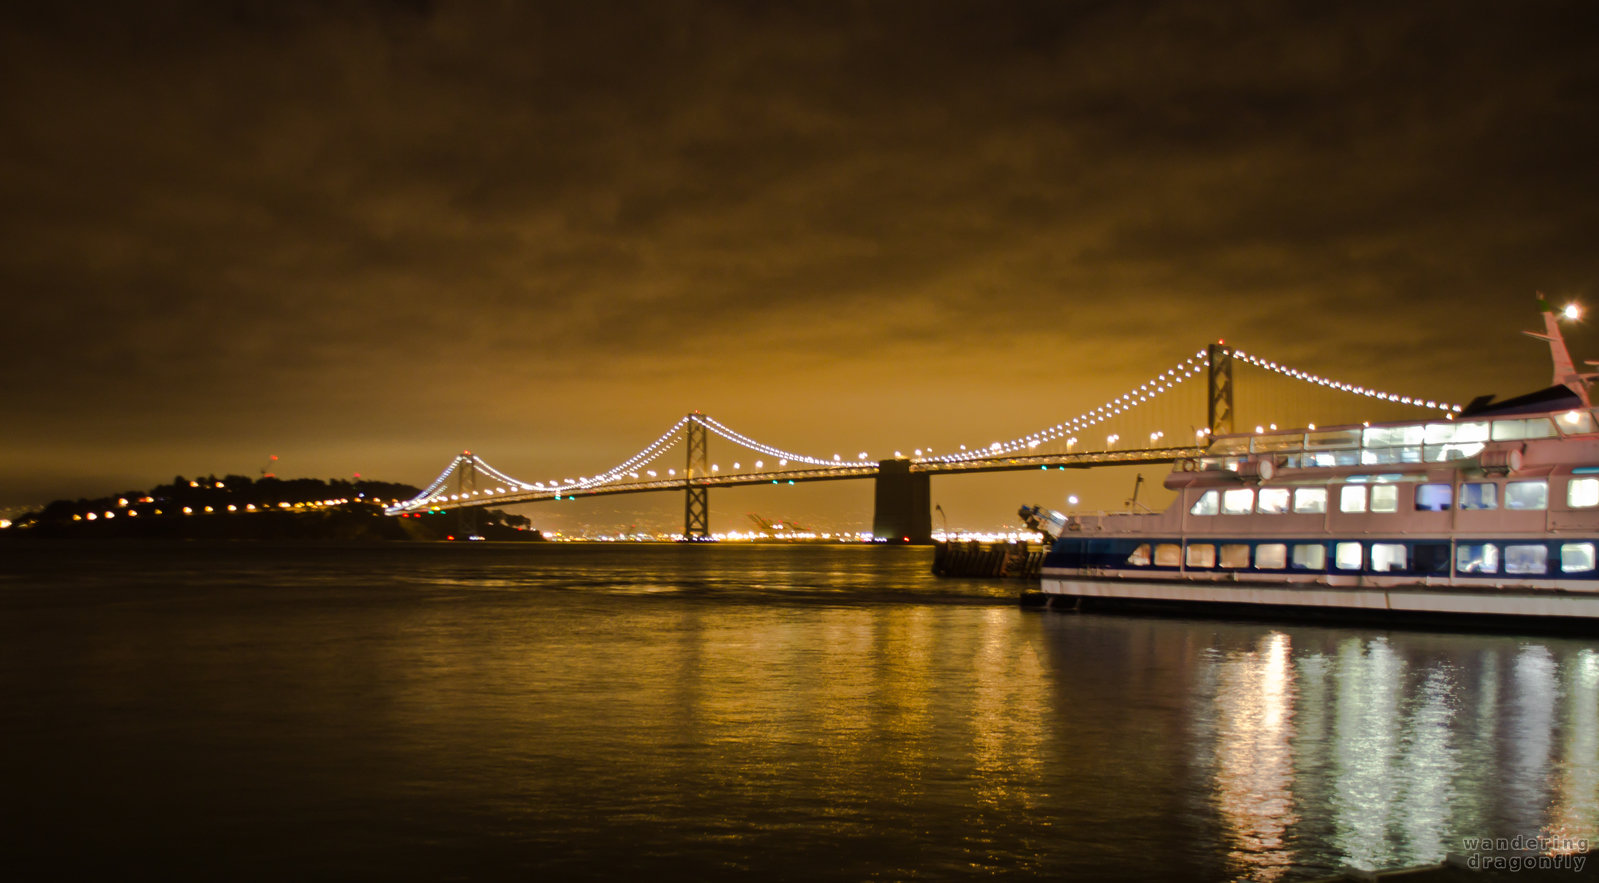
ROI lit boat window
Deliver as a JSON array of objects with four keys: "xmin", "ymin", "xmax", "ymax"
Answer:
[
  {"xmin": 1190, "ymin": 490, "xmax": 1220, "ymax": 516},
  {"xmin": 1457, "ymin": 543, "xmax": 1499, "ymax": 574},
  {"xmin": 1460, "ymin": 482, "xmax": 1498, "ymax": 510},
  {"xmin": 1505, "ymin": 544, "xmax": 1548, "ymax": 574},
  {"xmin": 1561, "ymin": 542, "xmax": 1596, "ymax": 573},
  {"xmin": 1506, "ymin": 480, "xmax": 1548, "ymax": 510},
  {"xmin": 1291, "ymin": 544, "xmax": 1326, "ymax": 570},
  {"xmin": 1256, "ymin": 488, "xmax": 1290, "ymax": 514},
  {"xmin": 1222, "ymin": 488, "xmax": 1254, "ymax": 515},
  {"xmin": 1292, "ymin": 488, "xmax": 1327, "ymax": 513},
  {"xmin": 1340, "ymin": 485, "xmax": 1368, "ymax": 513},
  {"xmin": 1370, "ymin": 543, "xmax": 1408, "ymax": 572},
  {"xmin": 1219, "ymin": 544, "xmax": 1250, "ymax": 568},
  {"xmin": 1491, "ymin": 417, "xmax": 1555, "ymax": 441},
  {"xmin": 1334, "ymin": 542, "xmax": 1363, "ymax": 570},
  {"xmin": 1559, "ymin": 410, "xmax": 1597, "ymax": 435},
  {"xmin": 1255, "ymin": 543, "xmax": 1287, "ymax": 569},
  {"xmin": 1126, "ymin": 544, "xmax": 1152, "ymax": 566},
  {"xmin": 1186, "ymin": 544, "xmax": 1216, "ymax": 568},
  {"xmin": 1415, "ymin": 483, "xmax": 1452, "ymax": 511},
  {"xmin": 1155, "ymin": 544, "xmax": 1182, "ymax": 567},
  {"xmin": 1370, "ymin": 485, "xmax": 1400, "ymax": 513},
  {"xmin": 1567, "ymin": 477, "xmax": 1599, "ymax": 509}
]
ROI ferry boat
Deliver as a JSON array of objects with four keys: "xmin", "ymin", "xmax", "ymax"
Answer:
[{"xmin": 1030, "ymin": 299, "xmax": 1599, "ymax": 625}]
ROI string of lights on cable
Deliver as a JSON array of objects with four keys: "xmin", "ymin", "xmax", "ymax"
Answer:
[{"xmin": 1229, "ymin": 348, "xmax": 1462, "ymax": 414}]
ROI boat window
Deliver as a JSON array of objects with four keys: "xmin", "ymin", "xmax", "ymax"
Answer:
[
  {"xmin": 1126, "ymin": 544, "xmax": 1152, "ymax": 566},
  {"xmin": 1221, "ymin": 488, "xmax": 1254, "ymax": 515},
  {"xmin": 1219, "ymin": 544, "xmax": 1250, "ymax": 568},
  {"xmin": 1155, "ymin": 544, "xmax": 1182, "ymax": 567},
  {"xmin": 1568, "ymin": 477, "xmax": 1599, "ymax": 508},
  {"xmin": 1457, "ymin": 543, "xmax": 1499, "ymax": 574},
  {"xmin": 1304, "ymin": 450, "xmax": 1361, "ymax": 468},
  {"xmin": 1186, "ymin": 544, "xmax": 1216, "ymax": 568},
  {"xmin": 1363, "ymin": 425, "xmax": 1423, "ymax": 449},
  {"xmin": 1334, "ymin": 542, "xmax": 1363, "ymax": 570},
  {"xmin": 1506, "ymin": 480, "xmax": 1548, "ymax": 510},
  {"xmin": 1339, "ymin": 485, "xmax": 1367, "ymax": 513},
  {"xmin": 1252, "ymin": 433, "xmax": 1306, "ymax": 453},
  {"xmin": 1491, "ymin": 417, "xmax": 1555, "ymax": 441},
  {"xmin": 1256, "ymin": 488, "xmax": 1290, "ymax": 514},
  {"xmin": 1561, "ymin": 542, "xmax": 1596, "ymax": 573},
  {"xmin": 1459, "ymin": 482, "xmax": 1498, "ymax": 510},
  {"xmin": 1505, "ymin": 544, "xmax": 1548, "ymax": 574},
  {"xmin": 1415, "ymin": 483, "xmax": 1452, "ymax": 511},
  {"xmin": 1370, "ymin": 485, "xmax": 1399, "ymax": 513},
  {"xmin": 1557, "ymin": 409, "xmax": 1596, "ymax": 435},
  {"xmin": 1307, "ymin": 428, "xmax": 1362, "ymax": 449},
  {"xmin": 1255, "ymin": 543, "xmax": 1287, "ymax": 569},
  {"xmin": 1291, "ymin": 544, "xmax": 1326, "ymax": 570},
  {"xmin": 1370, "ymin": 543, "xmax": 1407, "ymax": 572},
  {"xmin": 1293, "ymin": 488, "xmax": 1327, "ymax": 513},
  {"xmin": 1190, "ymin": 490, "xmax": 1220, "ymax": 516},
  {"xmin": 1209, "ymin": 437, "xmax": 1252, "ymax": 455},
  {"xmin": 1413, "ymin": 542, "xmax": 1451, "ymax": 574}
]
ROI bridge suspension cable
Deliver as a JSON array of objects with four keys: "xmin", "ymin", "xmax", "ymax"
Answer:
[
  {"xmin": 1229, "ymin": 348, "xmax": 1462, "ymax": 415},
  {"xmin": 926, "ymin": 344, "xmax": 1466, "ymax": 465},
  {"xmin": 697, "ymin": 415, "xmax": 837, "ymax": 466},
  {"xmin": 388, "ymin": 338, "xmax": 1473, "ymax": 516},
  {"xmin": 926, "ymin": 350, "xmax": 1211, "ymax": 464},
  {"xmin": 386, "ymin": 413, "xmax": 847, "ymax": 514}
]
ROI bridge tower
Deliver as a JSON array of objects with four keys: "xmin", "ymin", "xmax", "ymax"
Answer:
[
  {"xmin": 872, "ymin": 459, "xmax": 932, "ymax": 544},
  {"xmin": 683, "ymin": 414, "xmax": 710, "ymax": 540},
  {"xmin": 1207, "ymin": 343, "xmax": 1234, "ymax": 437},
  {"xmin": 455, "ymin": 452, "xmax": 479, "ymax": 537}
]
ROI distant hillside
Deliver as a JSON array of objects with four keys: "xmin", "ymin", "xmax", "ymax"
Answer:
[{"xmin": 4, "ymin": 473, "xmax": 542, "ymax": 542}]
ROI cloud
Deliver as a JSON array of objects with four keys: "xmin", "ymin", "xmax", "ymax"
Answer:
[{"xmin": 4, "ymin": 0, "xmax": 1598, "ymax": 519}]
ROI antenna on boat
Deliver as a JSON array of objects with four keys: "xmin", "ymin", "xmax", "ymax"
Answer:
[
  {"xmin": 1525, "ymin": 293, "xmax": 1598, "ymax": 407},
  {"xmin": 1125, "ymin": 473, "xmax": 1154, "ymax": 513}
]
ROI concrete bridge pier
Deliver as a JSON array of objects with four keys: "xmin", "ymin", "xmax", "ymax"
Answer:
[{"xmin": 872, "ymin": 459, "xmax": 932, "ymax": 544}]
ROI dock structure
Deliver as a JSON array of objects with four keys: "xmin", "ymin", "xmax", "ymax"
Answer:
[{"xmin": 932, "ymin": 541, "xmax": 1046, "ymax": 579}]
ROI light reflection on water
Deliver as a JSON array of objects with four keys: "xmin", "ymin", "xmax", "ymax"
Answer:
[
  {"xmin": 1194, "ymin": 629, "xmax": 1598, "ymax": 880},
  {"xmin": 0, "ymin": 541, "xmax": 1594, "ymax": 881}
]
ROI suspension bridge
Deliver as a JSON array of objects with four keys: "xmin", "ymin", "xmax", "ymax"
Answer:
[{"xmin": 388, "ymin": 343, "xmax": 1464, "ymax": 542}]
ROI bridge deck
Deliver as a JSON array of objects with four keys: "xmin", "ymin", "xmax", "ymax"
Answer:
[{"xmin": 418, "ymin": 446, "xmax": 1203, "ymax": 510}]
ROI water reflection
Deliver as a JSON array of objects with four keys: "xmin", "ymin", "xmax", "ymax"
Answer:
[
  {"xmin": 1547, "ymin": 649, "xmax": 1599, "ymax": 851},
  {"xmin": 1193, "ymin": 628, "xmax": 1599, "ymax": 878},
  {"xmin": 1208, "ymin": 632, "xmax": 1298, "ymax": 882}
]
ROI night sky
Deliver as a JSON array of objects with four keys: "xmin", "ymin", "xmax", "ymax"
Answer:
[{"xmin": 5, "ymin": 1, "xmax": 1599, "ymax": 531}]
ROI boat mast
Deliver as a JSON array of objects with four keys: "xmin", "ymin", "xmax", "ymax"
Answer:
[{"xmin": 1524, "ymin": 293, "xmax": 1597, "ymax": 407}]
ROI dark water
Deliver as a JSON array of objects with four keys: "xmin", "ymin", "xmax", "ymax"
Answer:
[{"xmin": 1, "ymin": 541, "xmax": 1594, "ymax": 881}]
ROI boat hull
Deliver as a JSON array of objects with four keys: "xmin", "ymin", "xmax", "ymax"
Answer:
[{"xmin": 1036, "ymin": 572, "xmax": 1599, "ymax": 625}]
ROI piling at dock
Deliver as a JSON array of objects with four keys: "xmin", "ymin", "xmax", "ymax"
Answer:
[{"xmin": 932, "ymin": 541, "xmax": 1046, "ymax": 579}]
